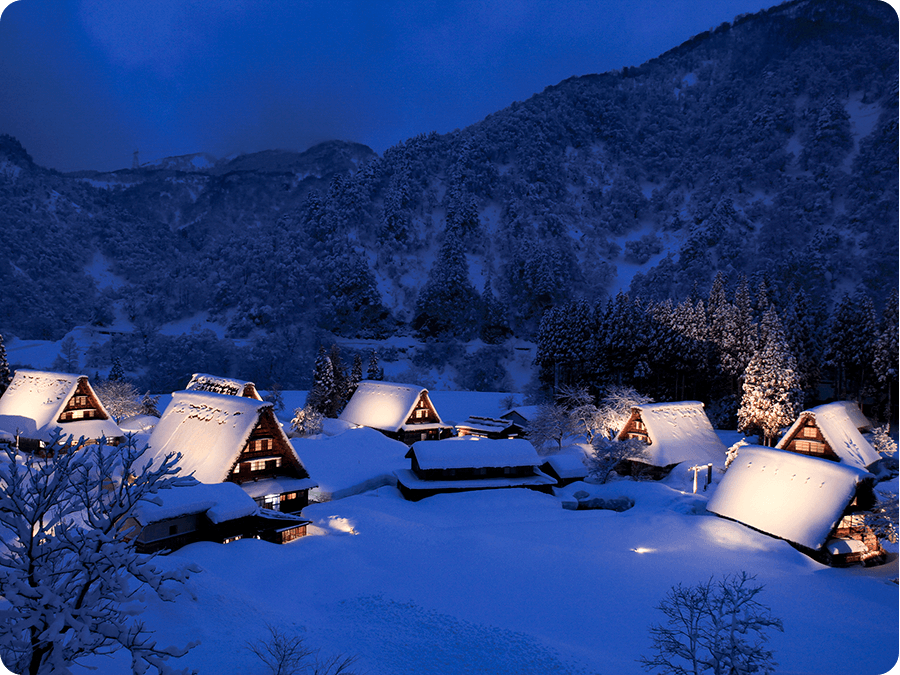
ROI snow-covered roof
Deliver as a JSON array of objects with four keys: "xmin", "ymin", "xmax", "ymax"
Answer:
[
  {"xmin": 145, "ymin": 391, "xmax": 303, "ymax": 484},
  {"xmin": 132, "ymin": 479, "xmax": 259, "ymax": 526},
  {"xmin": 408, "ymin": 437, "xmax": 542, "ymax": 471},
  {"xmin": 186, "ymin": 373, "xmax": 262, "ymax": 400},
  {"xmin": 707, "ymin": 446, "xmax": 870, "ymax": 551},
  {"xmin": 339, "ymin": 381, "xmax": 446, "ymax": 432},
  {"xmin": 620, "ymin": 401, "xmax": 726, "ymax": 467},
  {"xmin": 455, "ymin": 416, "xmax": 520, "ymax": 434},
  {"xmin": 776, "ymin": 401, "xmax": 879, "ymax": 469},
  {"xmin": 0, "ymin": 369, "xmax": 122, "ymax": 443},
  {"xmin": 500, "ymin": 406, "xmax": 539, "ymax": 423},
  {"xmin": 542, "ymin": 448, "xmax": 589, "ymax": 480},
  {"xmin": 395, "ymin": 468, "xmax": 556, "ymax": 491}
]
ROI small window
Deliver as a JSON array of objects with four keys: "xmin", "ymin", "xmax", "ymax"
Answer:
[{"xmin": 802, "ymin": 426, "xmax": 817, "ymax": 438}]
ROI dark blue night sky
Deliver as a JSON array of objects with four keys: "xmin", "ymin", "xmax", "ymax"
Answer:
[{"xmin": 2, "ymin": 0, "xmax": 794, "ymax": 172}]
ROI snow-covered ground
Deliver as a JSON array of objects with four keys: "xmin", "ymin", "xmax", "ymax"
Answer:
[
  {"xmin": 62, "ymin": 397, "xmax": 898, "ymax": 675},
  {"xmin": 77, "ymin": 481, "xmax": 897, "ymax": 675}
]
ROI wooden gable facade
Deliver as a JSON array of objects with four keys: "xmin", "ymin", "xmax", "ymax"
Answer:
[
  {"xmin": 398, "ymin": 391, "xmax": 451, "ymax": 444},
  {"xmin": 58, "ymin": 378, "xmax": 110, "ymax": 424},
  {"xmin": 619, "ymin": 410, "xmax": 650, "ymax": 444},
  {"xmin": 226, "ymin": 406, "xmax": 311, "ymax": 512},
  {"xmin": 338, "ymin": 381, "xmax": 452, "ymax": 445},
  {"xmin": 778, "ymin": 413, "xmax": 838, "ymax": 461}
]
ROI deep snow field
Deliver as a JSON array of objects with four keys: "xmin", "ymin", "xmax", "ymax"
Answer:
[{"xmin": 58, "ymin": 390, "xmax": 898, "ymax": 675}]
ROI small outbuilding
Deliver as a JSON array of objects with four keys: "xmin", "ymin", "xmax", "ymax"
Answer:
[
  {"xmin": 707, "ymin": 446, "xmax": 883, "ymax": 566},
  {"xmin": 0, "ymin": 369, "xmax": 124, "ymax": 453},
  {"xmin": 394, "ymin": 437, "xmax": 556, "ymax": 500},
  {"xmin": 500, "ymin": 406, "xmax": 539, "ymax": 430},
  {"xmin": 145, "ymin": 391, "xmax": 316, "ymax": 512},
  {"xmin": 455, "ymin": 415, "xmax": 524, "ymax": 439},
  {"xmin": 615, "ymin": 401, "xmax": 726, "ymax": 478},
  {"xmin": 338, "ymin": 380, "xmax": 453, "ymax": 445},
  {"xmin": 775, "ymin": 401, "xmax": 880, "ymax": 471},
  {"xmin": 186, "ymin": 373, "xmax": 264, "ymax": 400},
  {"xmin": 121, "ymin": 479, "xmax": 310, "ymax": 553}
]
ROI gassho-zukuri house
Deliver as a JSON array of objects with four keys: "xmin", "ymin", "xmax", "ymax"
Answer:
[
  {"xmin": 775, "ymin": 400, "xmax": 881, "ymax": 471},
  {"xmin": 394, "ymin": 436, "xmax": 556, "ymax": 500},
  {"xmin": 0, "ymin": 369, "xmax": 124, "ymax": 453},
  {"xmin": 616, "ymin": 401, "xmax": 726, "ymax": 478},
  {"xmin": 707, "ymin": 446, "xmax": 883, "ymax": 567},
  {"xmin": 186, "ymin": 372, "xmax": 264, "ymax": 400},
  {"xmin": 145, "ymin": 391, "xmax": 316, "ymax": 512},
  {"xmin": 338, "ymin": 380, "xmax": 453, "ymax": 445}
]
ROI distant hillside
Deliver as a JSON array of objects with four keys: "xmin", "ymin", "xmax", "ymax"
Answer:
[{"xmin": 0, "ymin": 0, "xmax": 896, "ymax": 391}]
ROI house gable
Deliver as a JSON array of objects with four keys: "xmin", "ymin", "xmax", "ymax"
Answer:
[
  {"xmin": 186, "ymin": 373, "xmax": 263, "ymax": 400},
  {"xmin": 228, "ymin": 407, "xmax": 309, "ymax": 484},
  {"xmin": 57, "ymin": 378, "xmax": 110, "ymax": 424},
  {"xmin": 776, "ymin": 413, "xmax": 839, "ymax": 461},
  {"xmin": 618, "ymin": 410, "xmax": 650, "ymax": 445}
]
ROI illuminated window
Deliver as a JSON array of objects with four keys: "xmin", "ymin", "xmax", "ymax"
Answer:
[
  {"xmin": 249, "ymin": 458, "xmax": 281, "ymax": 471},
  {"xmin": 251, "ymin": 438, "xmax": 273, "ymax": 452},
  {"xmin": 802, "ymin": 426, "xmax": 817, "ymax": 438}
]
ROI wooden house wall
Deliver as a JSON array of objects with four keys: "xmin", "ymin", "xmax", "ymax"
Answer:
[
  {"xmin": 228, "ymin": 409, "xmax": 307, "ymax": 485},
  {"xmin": 57, "ymin": 379, "xmax": 109, "ymax": 423},
  {"xmin": 410, "ymin": 455, "xmax": 536, "ymax": 481},
  {"xmin": 398, "ymin": 426, "xmax": 450, "ymax": 445},
  {"xmin": 619, "ymin": 412, "xmax": 651, "ymax": 444},
  {"xmin": 780, "ymin": 416, "xmax": 839, "ymax": 462},
  {"xmin": 404, "ymin": 393, "xmax": 441, "ymax": 426}
]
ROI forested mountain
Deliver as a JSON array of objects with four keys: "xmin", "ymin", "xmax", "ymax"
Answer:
[{"xmin": 0, "ymin": 0, "xmax": 896, "ymax": 393}]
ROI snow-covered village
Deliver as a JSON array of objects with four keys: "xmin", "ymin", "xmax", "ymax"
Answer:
[{"xmin": 0, "ymin": 0, "xmax": 898, "ymax": 674}]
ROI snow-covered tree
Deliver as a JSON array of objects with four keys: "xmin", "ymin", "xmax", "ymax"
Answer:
[
  {"xmin": 366, "ymin": 350, "xmax": 383, "ymax": 381},
  {"xmin": 640, "ymin": 572, "xmax": 783, "ymax": 675},
  {"xmin": 738, "ymin": 308, "xmax": 804, "ymax": 446},
  {"xmin": 141, "ymin": 392, "xmax": 162, "ymax": 418},
  {"xmin": 92, "ymin": 378, "xmax": 144, "ymax": 423},
  {"xmin": 0, "ymin": 433, "xmax": 197, "ymax": 675},
  {"xmin": 290, "ymin": 405, "xmax": 324, "ymax": 438},
  {"xmin": 872, "ymin": 290, "xmax": 899, "ymax": 421},
  {"xmin": 825, "ymin": 290, "xmax": 877, "ymax": 403},
  {"xmin": 412, "ymin": 232, "xmax": 479, "ymax": 340},
  {"xmin": 0, "ymin": 331, "xmax": 11, "ymax": 396},
  {"xmin": 589, "ymin": 436, "xmax": 648, "ymax": 484},
  {"xmin": 328, "ymin": 345, "xmax": 350, "ymax": 416},
  {"xmin": 51, "ymin": 336, "xmax": 80, "ymax": 374},
  {"xmin": 593, "ymin": 386, "xmax": 654, "ymax": 441},
  {"xmin": 108, "ymin": 357, "xmax": 126, "ymax": 382},
  {"xmin": 527, "ymin": 404, "xmax": 576, "ymax": 455},
  {"xmin": 306, "ymin": 347, "xmax": 335, "ymax": 416}
]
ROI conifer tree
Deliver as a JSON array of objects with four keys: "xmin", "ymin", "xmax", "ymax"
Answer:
[
  {"xmin": 108, "ymin": 357, "xmax": 125, "ymax": 382},
  {"xmin": 328, "ymin": 344, "xmax": 349, "ymax": 417},
  {"xmin": 479, "ymin": 276, "xmax": 510, "ymax": 345},
  {"xmin": 412, "ymin": 232, "xmax": 479, "ymax": 340},
  {"xmin": 306, "ymin": 347, "xmax": 334, "ymax": 416},
  {"xmin": 738, "ymin": 307, "xmax": 804, "ymax": 446},
  {"xmin": 350, "ymin": 354, "xmax": 363, "ymax": 391},
  {"xmin": 825, "ymin": 290, "xmax": 877, "ymax": 403},
  {"xmin": 0, "ymin": 331, "xmax": 11, "ymax": 396},
  {"xmin": 366, "ymin": 350, "xmax": 383, "ymax": 381},
  {"xmin": 872, "ymin": 289, "xmax": 899, "ymax": 421}
]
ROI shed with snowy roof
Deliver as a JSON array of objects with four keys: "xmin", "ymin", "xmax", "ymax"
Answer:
[
  {"xmin": 455, "ymin": 415, "xmax": 523, "ymax": 439},
  {"xmin": 338, "ymin": 380, "xmax": 452, "ymax": 445},
  {"xmin": 394, "ymin": 437, "xmax": 556, "ymax": 500},
  {"xmin": 500, "ymin": 406, "xmax": 539, "ymax": 429},
  {"xmin": 775, "ymin": 401, "xmax": 879, "ymax": 470},
  {"xmin": 615, "ymin": 401, "xmax": 726, "ymax": 478},
  {"xmin": 186, "ymin": 373, "xmax": 263, "ymax": 400},
  {"xmin": 120, "ymin": 479, "xmax": 310, "ymax": 553},
  {"xmin": 707, "ymin": 446, "xmax": 883, "ymax": 566},
  {"xmin": 146, "ymin": 391, "xmax": 316, "ymax": 512},
  {"xmin": 0, "ymin": 369, "xmax": 124, "ymax": 453}
]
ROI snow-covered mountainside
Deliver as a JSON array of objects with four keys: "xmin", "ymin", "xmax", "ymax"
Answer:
[{"xmin": 0, "ymin": 0, "xmax": 896, "ymax": 392}]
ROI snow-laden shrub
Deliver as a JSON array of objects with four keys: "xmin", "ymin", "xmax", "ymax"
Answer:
[{"xmin": 291, "ymin": 405, "xmax": 324, "ymax": 437}]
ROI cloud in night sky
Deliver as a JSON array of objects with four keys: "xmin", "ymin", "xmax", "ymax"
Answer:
[{"xmin": 0, "ymin": 0, "xmax": 787, "ymax": 172}]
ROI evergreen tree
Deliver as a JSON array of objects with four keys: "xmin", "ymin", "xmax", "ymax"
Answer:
[
  {"xmin": 412, "ymin": 233, "xmax": 479, "ymax": 340},
  {"xmin": 825, "ymin": 290, "xmax": 877, "ymax": 403},
  {"xmin": 108, "ymin": 357, "xmax": 125, "ymax": 382},
  {"xmin": 479, "ymin": 276, "xmax": 510, "ymax": 345},
  {"xmin": 328, "ymin": 344, "xmax": 349, "ymax": 417},
  {"xmin": 306, "ymin": 347, "xmax": 334, "ymax": 416},
  {"xmin": 872, "ymin": 289, "xmax": 899, "ymax": 422},
  {"xmin": 783, "ymin": 288, "xmax": 821, "ymax": 404},
  {"xmin": 0, "ymin": 331, "xmax": 11, "ymax": 396},
  {"xmin": 366, "ymin": 350, "xmax": 383, "ymax": 381},
  {"xmin": 738, "ymin": 307, "xmax": 804, "ymax": 446},
  {"xmin": 350, "ymin": 354, "xmax": 363, "ymax": 392},
  {"xmin": 720, "ymin": 275, "xmax": 757, "ymax": 394}
]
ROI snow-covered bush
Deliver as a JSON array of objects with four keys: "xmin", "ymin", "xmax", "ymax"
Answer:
[
  {"xmin": 291, "ymin": 405, "xmax": 325, "ymax": 437},
  {"xmin": 588, "ymin": 436, "xmax": 648, "ymax": 484},
  {"xmin": 640, "ymin": 572, "xmax": 783, "ymax": 675},
  {"xmin": 724, "ymin": 438, "xmax": 750, "ymax": 470},
  {"xmin": 0, "ymin": 432, "xmax": 197, "ymax": 675},
  {"xmin": 93, "ymin": 378, "xmax": 144, "ymax": 423}
]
